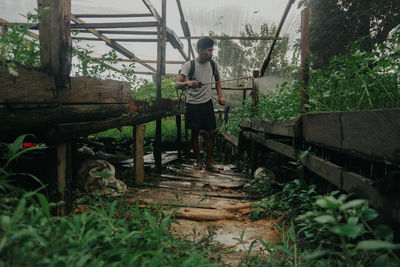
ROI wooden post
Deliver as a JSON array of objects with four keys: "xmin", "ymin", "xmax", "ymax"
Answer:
[
  {"xmin": 224, "ymin": 105, "xmax": 230, "ymax": 124},
  {"xmin": 251, "ymin": 70, "xmax": 260, "ymax": 118},
  {"xmin": 37, "ymin": 0, "xmax": 72, "ymax": 89},
  {"xmin": 154, "ymin": 0, "xmax": 167, "ymax": 173},
  {"xmin": 300, "ymin": 8, "xmax": 310, "ymax": 113},
  {"xmin": 56, "ymin": 142, "xmax": 71, "ymax": 215},
  {"xmin": 176, "ymin": 115, "xmax": 182, "ymax": 162},
  {"xmin": 184, "ymin": 114, "xmax": 189, "ymax": 157},
  {"xmin": 242, "ymin": 89, "xmax": 246, "ymax": 103},
  {"xmin": 133, "ymin": 125, "xmax": 146, "ymax": 185}
]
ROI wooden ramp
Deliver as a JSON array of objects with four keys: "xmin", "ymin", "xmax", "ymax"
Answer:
[{"xmin": 126, "ymin": 163, "xmax": 282, "ymax": 265}]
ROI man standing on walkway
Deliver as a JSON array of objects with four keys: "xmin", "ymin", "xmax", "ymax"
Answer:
[{"xmin": 175, "ymin": 36, "xmax": 225, "ymax": 172}]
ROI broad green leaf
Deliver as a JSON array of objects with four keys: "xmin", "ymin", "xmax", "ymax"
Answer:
[
  {"xmin": 314, "ymin": 215, "xmax": 336, "ymax": 224},
  {"xmin": 356, "ymin": 240, "xmax": 400, "ymax": 250},
  {"xmin": 316, "ymin": 196, "xmax": 341, "ymax": 210},
  {"xmin": 339, "ymin": 199, "xmax": 366, "ymax": 211},
  {"xmin": 37, "ymin": 193, "xmax": 50, "ymax": 217},
  {"xmin": 331, "ymin": 224, "xmax": 363, "ymax": 239},
  {"xmin": 361, "ymin": 208, "xmax": 378, "ymax": 221},
  {"xmin": 375, "ymin": 254, "xmax": 399, "ymax": 267},
  {"xmin": 347, "ymin": 216, "xmax": 359, "ymax": 225},
  {"xmin": 303, "ymin": 249, "xmax": 331, "ymax": 259}
]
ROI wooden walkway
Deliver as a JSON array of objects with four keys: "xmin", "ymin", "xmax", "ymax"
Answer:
[{"xmin": 126, "ymin": 163, "xmax": 282, "ymax": 265}]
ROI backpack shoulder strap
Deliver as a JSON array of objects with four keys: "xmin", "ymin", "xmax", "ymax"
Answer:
[
  {"xmin": 188, "ymin": 60, "xmax": 195, "ymax": 80},
  {"xmin": 210, "ymin": 59, "xmax": 218, "ymax": 80}
]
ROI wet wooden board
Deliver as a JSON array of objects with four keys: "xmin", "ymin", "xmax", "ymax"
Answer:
[
  {"xmin": 302, "ymin": 109, "xmax": 400, "ymax": 164},
  {"xmin": 140, "ymin": 186, "xmax": 249, "ymax": 199},
  {"xmin": 169, "ymin": 165, "xmax": 247, "ymax": 182},
  {"xmin": 240, "ymin": 116, "xmax": 301, "ymax": 137}
]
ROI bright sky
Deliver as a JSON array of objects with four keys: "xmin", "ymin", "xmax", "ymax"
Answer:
[{"xmin": 0, "ymin": 0, "xmax": 301, "ymax": 75}]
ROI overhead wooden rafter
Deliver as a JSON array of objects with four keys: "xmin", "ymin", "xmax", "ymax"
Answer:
[
  {"xmin": 176, "ymin": 0, "xmax": 195, "ymax": 59},
  {"xmin": 71, "ymin": 14, "xmax": 156, "ymax": 73},
  {"xmin": 142, "ymin": 0, "xmax": 189, "ymax": 61}
]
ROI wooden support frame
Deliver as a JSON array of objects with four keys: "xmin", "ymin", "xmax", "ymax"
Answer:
[
  {"xmin": 71, "ymin": 15, "xmax": 156, "ymax": 73},
  {"xmin": 74, "ymin": 13, "xmax": 153, "ymax": 18},
  {"xmin": 176, "ymin": 0, "xmax": 195, "ymax": 59},
  {"xmin": 260, "ymin": 0, "xmax": 295, "ymax": 77},
  {"xmin": 133, "ymin": 125, "xmax": 146, "ymax": 185},
  {"xmin": 56, "ymin": 142, "xmax": 72, "ymax": 215},
  {"xmin": 38, "ymin": 0, "xmax": 72, "ymax": 89}
]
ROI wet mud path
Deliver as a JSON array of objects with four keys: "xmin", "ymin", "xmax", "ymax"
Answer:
[{"xmin": 126, "ymin": 163, "xmax": 282, "ymax": 265}]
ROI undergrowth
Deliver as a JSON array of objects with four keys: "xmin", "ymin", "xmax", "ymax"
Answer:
[{"xmin": 0, "ymin": 135, "xmax": 217, "ymax": 266}]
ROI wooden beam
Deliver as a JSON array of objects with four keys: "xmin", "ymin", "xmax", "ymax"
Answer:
[
  {"xmin": 73, "ymin": 13, "xmax": 153, "ymax": 18},
  {"xmin": 260, "ymin": 0, "xmax": 295, "ymax": 77},
  {"xmin": 70, "ymin": 21, "xmax": 158, "ymax": 29},
  {"xmin": 37, "ymin": 0, "xmax": 72, "ymax": 89},
  {"xmin": 56, "ymin": 142, "xmax": 72, "ymax": 215},
  {"xmin": 71, "ymin": 15, "xmax": 156, "ymax": 72},
  {"xmin": 180, "ymin": 36, "xmax": 282, "ymax": 41},
  {"xmin": 300, "ymin": 8, "xmax": 310, "ymax": 113},
  {"xmin": 249, "ymin": 132, "xmax": 296, "ymax": 159},
  {"xmin": 176, "ymin": 0, "xmax": 195, "ymax": 59},
  {"xmin": 73, "ymin": 37, "xmax": 158, "ymax": 42},
  {"xmin": 134, "ymin": 125, "xmax": 146, "ymax": 185},
  {"xmin": 142, "ymin": 0, "xmax": 188, "ymax": 60},
  {"xmin": 176, "ymin": 115, "xmax": 182, "ymax": 162},
  {"xmin": 88, "ymin": 57, "xmax": 185, "ymax": 64},
  {"xmin": 75, "ymin": 30, "xmax": 157, "ymax": 35},
  {"xmin": 252, "ymin": 70, "xmax": 260, "ymax": 117},
  {"xmin": 302, "ymin": 109, "xmax": 400, "ymax": 164},
  {"xmin": 300, "ymin": 153, "xmax": 385, "ymax": 209},
  {"xmin": 154, "ymin": 0, "xmax": 167, "ymax": 173},
  {"xmin": 251, "ymin": 116, "xmax": 301, "ymax": 137}
]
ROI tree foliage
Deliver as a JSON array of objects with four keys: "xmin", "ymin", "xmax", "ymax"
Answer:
[
  {"xmin": 298, "ymin": 0, "xmax": 400, "ymax": 68},
  {"xmin": 211, "ymin": 24, "xmax": 294, "ymax": 79}
]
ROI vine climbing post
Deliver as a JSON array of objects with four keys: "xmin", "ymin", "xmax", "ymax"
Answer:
[{"xmin": 300, "ymin": 8, "xmax": 310, "ymax": 113}]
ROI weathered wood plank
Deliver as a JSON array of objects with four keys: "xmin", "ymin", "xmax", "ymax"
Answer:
[
  {"xmin": 38, "ymin": 0, "xmax": 71, "ymax": 88},
  {"xmin": 0, "ymin": 63, "xmax": 56, "ymax": 103},
  {"xmin": 70, "ymin": 22, "xmax": 158, "ymax": 28},
  {"xmin": 0, "ymin": 104, "xmax": 129, "ymax": 140},
  {"xmin": 251, "ymin": 116, "xmax": 301, "ymax": 137},
  {"xmin": 220, "ymin": 132, "xmax": 239, "ymax": 147},
  {"xmin": 56, "ymin": 142, "xmax": 72, "ymax": 215},
  {"xmin": 250, "ymin": 133, "xmax": 296, "ymax": 159},
  {"xmin": 302, "ymin": 109, "xmax": 400, "ymax": 163},
  {"xmin": 61, "ymin": 77, "xmax": 131, "ymax": 103},
  {"xmin": 73, "ymin": 13, "xmax": 153, "ymax": 18},
  {"xmin": 300, "ymin": 153, "xmax": 385, "ymax": 209}
]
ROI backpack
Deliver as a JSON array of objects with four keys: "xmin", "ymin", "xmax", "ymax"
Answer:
[{"xmin": 180, "ymin": 59, "xmax": 218, "ymax": 82}]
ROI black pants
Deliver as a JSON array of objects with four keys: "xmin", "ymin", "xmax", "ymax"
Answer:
[{"xmin": 186, "ymin": 100, "xmax": 217, "ymax": 131}]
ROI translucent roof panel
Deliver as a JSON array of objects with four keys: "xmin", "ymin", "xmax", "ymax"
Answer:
[{"xmin": 1, "ymin": 0, "xmax": 301, "ymax": 77}]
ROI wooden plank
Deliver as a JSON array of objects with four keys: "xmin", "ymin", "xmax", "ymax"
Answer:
[
  {"xmin": 300, "ymin": 153, "xmax": 385, "ymax": 209},
  {"xmin": 180, "ymin": 36, "xmax": 282, "ymax": 41},
  {"xmin": 43, "ymin": 110, "xmax": 183, "ymax": 143},
  {"xmin": 341, "ymin": 109, "xmax": 400, "ymax": 163},
  {"xmin": 302, "ymin": 109, "xmax": 400, "ymax": 163},
  {"xmin": 60, "ymin": 77, "xmax": 131, "ymax": 103},
  {"xmin": 0, "ymin": 103, "xmax": 129, "ymax": 140},
  {"xmin": 134, "ymin": 125, "xmax": 146, "ymax": 185},
  {"xmin": 250, "ymin": 133, "xmax": 296, "ymax": 159},
  {"xmin": 73, "ymin": 37, "xmax": 158, "ymax": 42},
  {"xmin": 220, "ymin": 132, "xmax": 239, "ymax": 147},
  {"xmin": 252, "ymin": 70, "xmax": 260, "ymax": 117},
  {"xmin": 176, "ymin": 0, "xmax": 195, "ymax": 58},
  {"xmin": 300, "ymin": 153, "xmax": 341, "ymax": 188},
  {"xmin": 73, "ymin": 13, "xmax": 153, "ymax": 18},
  {"xmin": 252, "ymin": 116, "xmax": 301, "ymax": 137},
  {"xmin": 88, "ymin": 57, "xmax": 185, "ymax": 64},
  {"xmin": 38, "ymin": 0, "xmax": 71, "ymax": 88},
  {"xmin": 0, "ymin": 63, "xmax": 56, "ymax": 103},
  {"xmin": 176, "ymin": 115, "xmax": 182, "ymax": 161},
  {"xmin": 70, "ymin": 21, "xmax": 158, "ymax": 29},
  {"xmin": 71, "ymin": 15, "xmax": 156, "ymax": 72},
  {"xmin": 77, "ymin": 30, "xmax": 157, "ymax": 35}
]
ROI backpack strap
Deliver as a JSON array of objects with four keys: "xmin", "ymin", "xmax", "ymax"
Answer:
[
  {"xmin": 210, "ymin": 59, "xmax": 218, "ymax": 81},
  {"xmin": 188, "ymin": 59, "xmax": 195, "ymax": 80}
]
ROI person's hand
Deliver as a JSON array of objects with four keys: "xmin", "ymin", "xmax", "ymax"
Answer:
[
  {"xmin": 187, "ymin": 80, "xmax": 199, "ymax": 88},
  {"xmin": 218, "ymin": 97, "xmax": 226, "ymax": 105}
]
